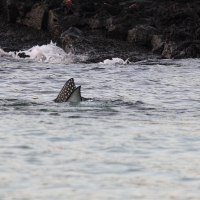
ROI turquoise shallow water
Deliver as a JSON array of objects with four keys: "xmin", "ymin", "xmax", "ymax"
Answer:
[{"xmin": 0, "ymin": 57, "xmax": 200, "ymax": 200}]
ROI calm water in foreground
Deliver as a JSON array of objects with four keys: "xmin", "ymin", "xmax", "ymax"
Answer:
[{"xmin": 0, "ymin": 54, "xmax": 200, "ymax": 200}]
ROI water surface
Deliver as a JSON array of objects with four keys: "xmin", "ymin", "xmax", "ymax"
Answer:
[{"xmin": 0, "ymin": 56, "xmax": 200, "ymax": 200}]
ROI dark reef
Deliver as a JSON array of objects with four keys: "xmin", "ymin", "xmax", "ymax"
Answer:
[{"xmin": 1, "ymin": 0, "xmax": 200, "ymax": 62}]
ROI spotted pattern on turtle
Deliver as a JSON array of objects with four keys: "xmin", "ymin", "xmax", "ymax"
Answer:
[{"xmin": 54, "ymin": 78, "xmax": 76, "ymax": 103}]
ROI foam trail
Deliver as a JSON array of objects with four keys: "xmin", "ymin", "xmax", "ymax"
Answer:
[{"xmin": 100, "ymin": 58, "xmax": 129, "ymax": 65}]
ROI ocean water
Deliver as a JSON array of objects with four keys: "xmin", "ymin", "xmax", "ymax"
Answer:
[{"xmin": 0, "ymin": 44, "xmax": 200, "ymax": 200}]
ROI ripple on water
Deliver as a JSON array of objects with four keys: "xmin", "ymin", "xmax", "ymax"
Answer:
[{"xmin": 0, "ymin": 58, "xmax": 200, "ymax": 200}]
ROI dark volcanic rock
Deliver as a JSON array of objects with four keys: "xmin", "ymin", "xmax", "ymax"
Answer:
[
  {"xmin": 17, "ymin": 3, "xmax": 48, "ymax": 30},
  {"xmin": 1, "ymin": 0, "xmax": 200, "ymax": 61},
  {"xmin": 59, "ymin": 27, "xmax": 155, "ymax": 63},
  {"xmin": 2, "ymin": 0, "xmax": 38, "ymax": 22},
  {"xmin": 127, "ymin": 25, "xmax": 159, "ymax": 47},
  {"xmin": 0, "ymin": 14, "xmax": 51, "ymax": 52},
  {"xmin": 151, "ymin": 35, "xmax": 165, "ymax": 53},
  {"xmin": 48, "ymin": 8, "xmax": 80, "ymax": 39}
]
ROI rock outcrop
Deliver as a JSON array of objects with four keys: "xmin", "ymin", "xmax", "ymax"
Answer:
[{"xmin": 1, "ymin": 0, "xmax": 200, "ymax": 62}]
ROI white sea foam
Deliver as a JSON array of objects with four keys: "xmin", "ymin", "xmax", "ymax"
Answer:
[
  {"xmin": 19, "ymin": 41, "xmax": 88, "ymax": 63},
  {"xmin": 0, "ymin": 42, "xmax": 88, "ymax": 64},
  {"xmin": 99, "ymin": 58, "xmax": 129, "ymax": 65},
  {"xmin": 0, "ymin": 48, "xmax": 15, "ymax": 57}
]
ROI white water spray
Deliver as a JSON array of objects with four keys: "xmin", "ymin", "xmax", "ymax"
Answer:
[{"xmin": 0, "ymin": 42, "xmax": 88, "ymax": 64}]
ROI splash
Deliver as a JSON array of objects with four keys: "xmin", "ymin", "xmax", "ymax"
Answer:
[
  {"xmin": 19, "ymin": 42, "xmax": 88, "ymax": 63},
  {"xmin": 0, "ymin": 48, "xmax": 15, "ymax": 57},
  {"xmin": 0, "ymin": 42, "xmax": 88, "ymax": 64},
  {"xmin": 99, "ymin": 58, "xmax": 129, "ymax": 65}
]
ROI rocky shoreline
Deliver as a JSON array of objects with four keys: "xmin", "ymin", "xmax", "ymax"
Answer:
[{"xmin": 0, "ymin": 0, "xmax": 200, "ymax": 62}]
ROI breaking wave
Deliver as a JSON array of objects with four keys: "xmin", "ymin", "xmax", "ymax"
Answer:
[
  {"xmin": 0, "ymin": 42, "xmax": 88, "ymax": 64},
  {"xmin": 0, "ymin": 42, "xmax": 131, "ymax": 65},
  {"xmin": 99, "ymin": 58, "xmax": 129, "ymax": 65}
]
